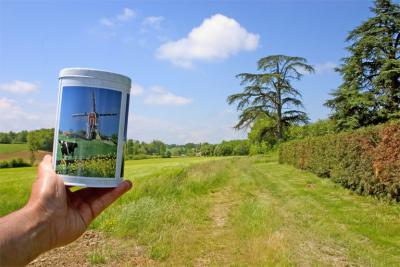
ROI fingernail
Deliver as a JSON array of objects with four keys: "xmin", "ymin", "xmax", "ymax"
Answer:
[{"xmin": 123, "ymin": 180, "xmax": 133, "ymax": 190}]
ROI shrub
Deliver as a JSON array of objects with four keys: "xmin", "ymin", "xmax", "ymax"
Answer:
[
  {"xmin": 279, "ymin": 121, "xmax": 400, "ymax": 201},
  {"xmin": 0, "ymin": 158, "xmax": 31, "ymax": 168}
]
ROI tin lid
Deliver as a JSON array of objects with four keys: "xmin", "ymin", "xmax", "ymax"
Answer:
[{"xmin": 59, "ymin": 68, "xmax": 131, "ymax": 88}]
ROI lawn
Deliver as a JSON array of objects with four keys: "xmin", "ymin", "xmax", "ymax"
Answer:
[
  {"xmin": 1, "ymin": 156, "xmax": 399, "ymax": 266},
  {"xmin": 0, "ymin": 143, "xmax": 28, "ymax": 154}
]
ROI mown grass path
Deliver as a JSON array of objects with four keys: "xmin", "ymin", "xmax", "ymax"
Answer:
[{"xmin": 1, "ymin": 156, "xmax": 400, "ymax": 266}]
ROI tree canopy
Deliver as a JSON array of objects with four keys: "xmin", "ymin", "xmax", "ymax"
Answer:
[
  {"xmin": 325, "ymin": 0, "xmax": 400, "ymax": 130},
  {"xmin": 227, "ymin": 54, "xmax": 314, "ymax": 139}
]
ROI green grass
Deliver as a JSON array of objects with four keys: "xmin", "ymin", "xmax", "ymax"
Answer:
[
  {"xmin": 0, "ymin": 143, "xmax": 28, "ymax": 154},
  {"xmin": 0, "ymin": 155, "xmax": 399, "ymax": 266},
  {"xmin": 57, "ymin": 135, "xmax": 117, "ymax": 160},
  {"xmin": 87, "ymin": 250, "xmax": 107, "ymax": 265}
]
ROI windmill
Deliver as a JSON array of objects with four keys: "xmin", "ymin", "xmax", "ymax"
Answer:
[{"xmin": 72, "ymin": 89, "xmax": 117, "ymax": 140}]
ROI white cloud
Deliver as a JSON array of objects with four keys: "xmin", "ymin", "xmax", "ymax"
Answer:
[
  {"xmin": 99, "ymin": 8, "xmax": 136, "ymax": 27},
  {"xmin": 0, "ymin": 80, "xmax": 39, "ymax": 94},
  {"xmin": 117, "ymin": 8, "xmax": 136, "ymax": 22},
  {"xmin": 144, "ymin": 86, "xmax": 192, "ymax": 106},
  {"xmin": 131, "ymin": 82, "xmax": 144, "ymax": 96},
  {"xmin": 142, "ymin": 16, "xmax": 164, "ymax": 30},
  {"xmin": 99, "ymin": 18, "xmax": 114, "ymax": 27},
  {"xmin": 314, "ymin": 62, "xmax": 338, "ymax": 74},
  {"xmin": 156, "ymin": 14, "xmax": 260, "ymax": 68},
  {"xmin": 0, "ymin": 97, "xmax": 54, "ymax": 132}
]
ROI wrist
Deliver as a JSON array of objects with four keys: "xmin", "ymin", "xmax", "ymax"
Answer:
[
  {"xmin": 0, "ymin": 206, "xmax": 52, "ymax": 266},
  {"xmin": 24, "ymin": 202, "xmax": 55, "ymax": 251}
]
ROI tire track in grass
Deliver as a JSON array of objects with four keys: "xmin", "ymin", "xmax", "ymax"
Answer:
[
  {"xmin": 251, "ymin": 160, "xmax": 368, "ymax": 266},
  {"xmin": 193, "ymin": 187, "xmax": 239, "ymax": 267}
]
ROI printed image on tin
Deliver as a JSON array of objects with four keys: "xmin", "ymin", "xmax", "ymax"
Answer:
[{"xmin": 56, "ymin": 86, "xmax": 122, "ymax": 178}]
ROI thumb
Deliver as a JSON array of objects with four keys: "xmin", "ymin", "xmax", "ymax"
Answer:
[
  {"xmin": 37, "ymin": 154, "xmax": 54, "ymax": 178},
  {"xmin": 33, "ymin": 154, "xmax": 63, "ymax": 196}
]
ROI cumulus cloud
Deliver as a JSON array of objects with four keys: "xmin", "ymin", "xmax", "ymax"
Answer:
[
  {"xmin": 131, "ymin": 82, "xmax": 144, "ymax": 96},
  {"xmin": 142, "ymin": 16, "xmax": 164, "ymax": 30},
  {"xmin": 144, "ymin": 86, "xmax": 192, "ymax": 106},
  {"xmin": 0, "ymin": 97, "xmax": 53, "ymax": 131},
  {"xmin": 314, "ymin": 62, "xmax": 338, "ymax": 74},
  {"xmin": 156, "ymin": 14, "xmax": 260, "ymax": 68},
  {"xmin": 0, "ymin": 80, "xmax": 39, "ymax": 94},
  {"xmin": 99, "ymin": 8, "xmax": 136, "ymax": 27},
  {"xmin": 99, "ymin": 18, "xmax": 114, "ymax": 27},
  {"xmin": 117, "ymin": 8, "xmax": 136, "ymax": 21}
]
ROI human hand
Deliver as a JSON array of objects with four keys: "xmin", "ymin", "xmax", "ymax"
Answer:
[{"xmin": 0, "ymin": 155, "xmax": 132, "ymax": 266}]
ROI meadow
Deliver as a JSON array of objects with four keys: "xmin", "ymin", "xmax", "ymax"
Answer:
[
  {"xmin": 56, "ymin": 135, "xmax": 117, "ymax": 160},
  {"xmin": 0, "ymin": 143, "xmax": 28, "ymax": 154},
  {"xmin": 1, "ymin": 156, "xmax": 400, "ymax": 266},
  {"xmin": 0, "ymin": 143, "xmax": 50, "ymax": 164},
  {"xmin": 56, "ymin": 135, "xmax": 118, "ymax": 177}
]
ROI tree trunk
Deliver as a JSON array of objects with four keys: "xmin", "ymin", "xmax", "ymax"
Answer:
[{"xmin": 277, "ymin": 81, "xmax": 283, "ymax": 139}]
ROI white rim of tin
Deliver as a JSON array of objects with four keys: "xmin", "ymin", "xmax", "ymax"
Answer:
[{"xmin": 59, "ymin": 68, "xmax": 131, "ymax": 90}]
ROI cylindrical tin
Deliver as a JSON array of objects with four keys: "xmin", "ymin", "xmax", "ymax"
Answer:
[{"xmin": 53, "ymin": 68, "xmax": 131, "ymax": 187}]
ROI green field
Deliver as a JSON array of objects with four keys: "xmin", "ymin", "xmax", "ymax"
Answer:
[
  {"xmin": 0, "ymin": 143, "xmax": 28, "ymax": 154},
  {"xmin": 56, "ymin": 135, "xmax": 118, "ymax": 177},
  {"xmin": 1, "ymin": 156, "xmax": 400, "ymax": 266},
  {"xmin": 57, "ymin": 135, "xmax": 117, "ymax": 160}
]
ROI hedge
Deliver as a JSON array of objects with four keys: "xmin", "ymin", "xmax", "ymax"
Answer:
[
  {"xmin": 279, "ymin": 122, "xmax": 400, "ymax": 201},
  {"xmin": 0, "ymin": 158, "xmax": 31, "ymax": 169}
]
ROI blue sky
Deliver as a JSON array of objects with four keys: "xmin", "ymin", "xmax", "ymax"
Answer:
[
  {"xmin": 0, "ymin": 0, "xmax": 374, "ymax": 144},
  {"xmin": 59, "ymin": 86, "xmax": 121, "ymax": 137}
]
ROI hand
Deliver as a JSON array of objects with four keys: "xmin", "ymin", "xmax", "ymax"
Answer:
[{"xmin": 0, "ymin": 155, "xmax": 132, "ymax": 266}]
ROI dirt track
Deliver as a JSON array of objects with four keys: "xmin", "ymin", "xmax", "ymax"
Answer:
[{"xmin": 28, "ymin": 230, "xmax": 155, "ymax": 267}]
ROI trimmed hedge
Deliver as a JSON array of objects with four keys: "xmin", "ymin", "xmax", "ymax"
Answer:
[{"xmin": 279, "ymin": 122, "xmax": 400, "ymax": 201}]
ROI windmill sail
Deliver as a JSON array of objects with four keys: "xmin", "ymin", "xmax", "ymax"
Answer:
[
  {"xmin": 72, "ymin": 88, "xmax": 118, "ymax": 140},
  {"xmin": 72, "ymin": 112, "xmax": 88, "ymax": 117},
  {"xmin": 92, "ymin": 89, "xmax": 96, "ymax": 113}
]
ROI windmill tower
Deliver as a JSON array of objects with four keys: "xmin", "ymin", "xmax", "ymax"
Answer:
[{"xmin": 72, "ymin": 89, "xmax": 117, "ymax": 140}]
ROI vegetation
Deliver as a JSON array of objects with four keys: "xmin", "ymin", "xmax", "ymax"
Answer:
[
  {"xmin": 57, "ymin": 135, "xmax": 117, "ymax": 160},
  {"xmin": 1, "ymin": 157, "xmax": 400, "ymax": 266},
  {"xmin": 27, "ymin": 128, "xmax": 54, "ymax": 152},
  {"xmin": 284, "ymin": 118, "xmax": 336, "ymax": 140},
  {"xmin": 0, "ymin": 130, "xmax": 28, "ymax": 144},
  {"xmin": 227, "ymin": 55, "xmax": 314, "ymax": 140},
  {"xmin": 325, "ymin": 0, "xmax": 400, "ymax": 130},
  {"xmin": 280, "ymin": 121, "xmax": 400, "ymax": 201},
  {"xmin": 0, "ymin": 158, "xmax": 31, "ymax": 169},
  {"xmin": 56, "ymin": 154, "xmax": 117, "ymax": 177},
  {"xmin": 124, "ymin": 139, "xmax": 251, "ymax": 158},
  {"xmin": 0, "ymin": 143, "xmax": 28, "ymax": 154}
]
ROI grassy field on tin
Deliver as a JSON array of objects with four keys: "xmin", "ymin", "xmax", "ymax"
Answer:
[{"xmin": 1, "ymin": 156, "xmax": 400, "ymax": 266}]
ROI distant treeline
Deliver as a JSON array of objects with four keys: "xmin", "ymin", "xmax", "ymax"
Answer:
[
  {"xmin": 0, "ymin": 129, "xmax": 251, "ymax": 159},
  {"xmin": 0, "ymin": 129, "xmax": 53, "ymax": 151},
  {"xmin": 0, "ymin": 131, "xmax": 29, "ymax": 144},
  {"xmin": 124, "ymin": 139, "xmax": 250, "ymax": 159}
]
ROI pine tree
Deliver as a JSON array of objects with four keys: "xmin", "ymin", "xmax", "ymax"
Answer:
[{"xmin": 326, "ymin": 0, "xmax": 400, "ymax": 129}]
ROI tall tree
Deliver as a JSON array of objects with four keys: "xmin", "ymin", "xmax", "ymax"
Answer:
[
  {"xmin": 227, "ymin": 55, "xmax": 314, "ymax": 139},
  {"xmin": 326, "ymin": 0, "xmax": 400, "ymax": 129}
]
